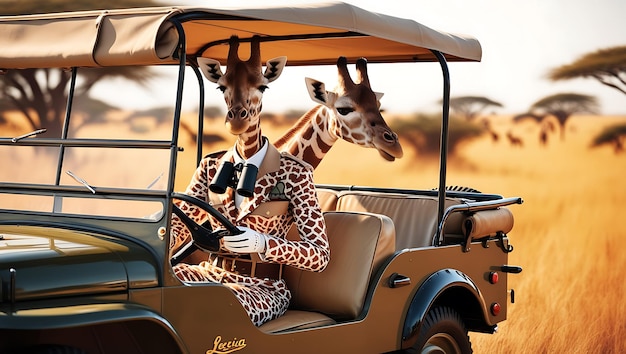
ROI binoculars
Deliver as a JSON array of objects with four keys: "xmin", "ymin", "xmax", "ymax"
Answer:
[{"xmin": 209, "ymin": 161, "xmax": 258, "ymax": 197}]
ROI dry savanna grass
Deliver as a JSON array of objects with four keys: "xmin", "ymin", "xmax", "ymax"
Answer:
[{"xmin": 2, "ymin": 113, "xmax": 625, "ymax": 353}]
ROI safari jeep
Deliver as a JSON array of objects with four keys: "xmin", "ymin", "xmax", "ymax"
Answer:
[{"xmin": 0, "ymin": 3, "xmax": 522, "ymax": 353}]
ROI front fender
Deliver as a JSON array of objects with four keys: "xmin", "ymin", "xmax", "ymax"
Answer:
[
  {"xmin": 0, "ymin": 302, "xmax": 187, "ymax": 352},
  {"xmin": 402, "ymin": 268, "xmax": 485, "ymax": 344}
]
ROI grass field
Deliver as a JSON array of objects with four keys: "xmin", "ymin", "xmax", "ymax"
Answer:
[{"xmin": 2, "ymin": 112, "xmax": 625, "ymax": 353}]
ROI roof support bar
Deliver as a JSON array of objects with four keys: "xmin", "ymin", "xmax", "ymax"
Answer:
[
  {"xmin": 431, "ymin": 50, "xmax": 450, "ymax": 246},
  {"xmin": 194, "ymin": 31, "xmax": 366, "ymax": 58},
  {"xmin": 190, "ymin": 64, "xmax": 206, "ymax": 166},
  {"xmin": 167, "ymin": 19, "xmax": 187, "ymax": 198},
  {"xmin": 52, "ymin": 67, "xmax": 78, "ymax": 213},
  {"xmin": 53, "ymin": 67, "xmax": 77, "ymax": 187}
]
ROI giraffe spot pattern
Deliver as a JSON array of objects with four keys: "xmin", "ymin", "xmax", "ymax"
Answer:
[{"xmin": 170, "ymin": 151, "xmax": 328, "ymax": 326}]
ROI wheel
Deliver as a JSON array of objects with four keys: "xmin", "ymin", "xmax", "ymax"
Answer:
[
  {"xmin": 170, "ymin": 192, "xmax": 241, "ymax": 265},
  {"xmin": 413, "ymin": 306, "xmax": 472, "ymax": 354}
]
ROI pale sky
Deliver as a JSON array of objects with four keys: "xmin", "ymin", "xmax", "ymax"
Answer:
[{"xmin": 93, "ymin": 0, "xmax": 626, "ymax": 115}]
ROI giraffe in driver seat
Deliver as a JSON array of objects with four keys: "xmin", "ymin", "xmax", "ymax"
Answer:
[
  {"xmin": 274, "ymin": 56, "xmax": 403, "ymax": 169},
  {"xmin": 172, "ymin": 35, "xmax": 330, "ymax": 326}
]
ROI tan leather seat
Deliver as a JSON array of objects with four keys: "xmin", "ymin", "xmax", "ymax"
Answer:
[
  {"xmin": 260, "ymin": 211, "xmax": 395, "ymax": 333},
  {"xmin": 258, "ymin": 310, "xmax": 336, "ymax": 333},
  {"xmin": 335, "ymin": 191, "xmax": 465, "ymax": 249},
  {"xmin": 316, "ymin": 188, "xmax": 339, "ymax": 212}
]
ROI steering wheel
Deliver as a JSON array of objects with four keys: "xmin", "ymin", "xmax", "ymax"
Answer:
[{"xmin": 170, "ymin": 192, "xmax": 240, "ymax": 266}]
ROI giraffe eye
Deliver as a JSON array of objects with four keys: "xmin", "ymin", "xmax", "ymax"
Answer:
[
  {"xmin": 217, "ymin": 85, "xmax": 226, "ymax": 93},
  {"xmin": 337, "ymin": 107, "xmax": 354, "ymax": 116},
  {"xmin": 258, "ymin": 85, "xmax": 269, "ymax": 93}
]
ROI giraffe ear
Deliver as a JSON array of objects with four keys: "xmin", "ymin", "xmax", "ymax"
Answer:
[
  {"xmin": 375, "ymin": 92, "xmax": 384, "ymax": 101},
  {"xmin": 305, "ymin": 77, "xmax": 329, "ymax": 105},
  {"xmin": 197, "ymin": 58, "xmax": 224, "ymax": 83},
  {"xmin": 264, "ymin": 56, "xmax": 288, "ymax": 83}
]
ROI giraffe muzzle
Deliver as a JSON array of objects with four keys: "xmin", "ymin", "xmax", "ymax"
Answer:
[
  {"xmin": 375, "ymin": 129, "xmax": 403, "ymax": 161},
  {"xmin": 225, "ymin": 107, "xmax": 250, "ymax": 134}
]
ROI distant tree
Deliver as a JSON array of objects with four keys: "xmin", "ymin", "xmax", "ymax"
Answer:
[
  {"xmin": 121, "ymin": 106, "xmax": 173, "ymax": 133},
  {"xmin": 258, "ymin": 109, "xmax": 307, "ymax": 125},
  {"xmin": 443, "ymin": 96, "xmax": 503, "ymax": 121},
  {"xmin": 203, "ymin": 106, "xmax": 223, "ymax": 119},
  {"xmin": 514, "ymin": 93, "xmax": 599, "ymax": 140},
  {"xmin": 0, "ymin": 60, "xmax": 157, "ymax": 139},
  {"xmin": 590, "ymin": 123, "xmax": 626, "ymax": 154},
  {"xmin": 259, "ymin": 112, "xmax": 279, "ymax": 124},
  {"xmin": 126, "ymin": 107, "xmax": 174, "ymax": 125},
  {"xmin": 548, "ymin": 46, "xmax": 626, "ymax": 95},
  {"xmin": 390, "ymin": 113, "xmax": 484, "ymax": 157},
  {"xmin": 180, "ymin": 121, "xmax": 225, "ymax": 146},
  {"xmin": 280, "ymin": 109, "xmax": 308, "ymax": 122},
  {"xmin": 0, "ymin": 0, "xmax": 160, "ymax": 138}
]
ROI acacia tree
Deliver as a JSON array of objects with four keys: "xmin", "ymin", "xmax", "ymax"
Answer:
[
  {"xmin": 1, "ymin": 67, "xmax": 157, "ymax": 137},
  {"xmin": 548, "ymin": 46, "xmax": 626, "ymax": 95},
  {"xmin": 442, "ymin": 96, "xmax": 503, "ymax": 121},
  {"xmin": 390, "ymin": 113, "xmax": 484, "ymax": 157},
  {"xmin": 590, "ymin": 123, "xmax": 626, "ymax": 154},
  {"xmin": 0, "ymin": 0, "xmax": 159, "ymax": 137},
  {"xmin": 514, "ymin": 93, "xmax": 599, "ymax": 140}
]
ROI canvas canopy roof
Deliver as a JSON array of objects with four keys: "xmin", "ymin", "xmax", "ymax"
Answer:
[{"xmin": 0, "ymin": 1, "xmax": 481, "ymax": 69}]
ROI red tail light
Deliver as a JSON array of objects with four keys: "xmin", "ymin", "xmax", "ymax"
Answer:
[
  {"xmin": 489, "ymin": 272, "xmax": 499, "ymax": 284},
  {"xmin": 491, "ymin": 302, "xmax": 501, "ymax": 316}
]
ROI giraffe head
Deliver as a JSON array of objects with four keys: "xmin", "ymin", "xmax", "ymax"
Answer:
[
  {"xmin": 198, "ymin": 36, "xmax": 287, "ymax": 137},
  {"xmin": 305, "ymin": 57, "xmax": 403, "ymax": 161}
]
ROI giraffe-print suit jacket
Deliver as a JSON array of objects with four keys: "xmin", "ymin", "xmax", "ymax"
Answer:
[{"xmin": 170, "ymin": 142, "xmax": 330, "ymax": 273}]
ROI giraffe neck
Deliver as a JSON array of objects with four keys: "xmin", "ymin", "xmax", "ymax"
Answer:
[
  {"xmin": 275, "ymin": 105, "xmax": 339, "ymax": 169},
  {"xmin": 236, "ymin": 122, "xmax": 263, "ymax": 159}
]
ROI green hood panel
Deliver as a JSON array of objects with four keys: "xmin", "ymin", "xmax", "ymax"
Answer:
[{"xmin": 0, "ymin": 225, "xmax": 159, "ymax": 302}]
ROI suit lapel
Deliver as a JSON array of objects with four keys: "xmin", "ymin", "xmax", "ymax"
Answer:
[{"xmin": 237, "ymin": 144, "xmax": 282, "ymax": 221}]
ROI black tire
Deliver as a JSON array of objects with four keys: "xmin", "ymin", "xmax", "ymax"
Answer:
[{"xmin": 413, "ymin": 306, "xmax": 472, "ymax": 354}]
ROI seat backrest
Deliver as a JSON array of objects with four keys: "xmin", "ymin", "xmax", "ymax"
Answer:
[
  {"xmin": 335, "ymin": 191, "xmax": 465, "ymax": 250},
  {"xmin": 316, "ymin": 188, "xmax": 339, "ymax": 212},
  {"xmin": 283, "ymin": 211, "xmax": 395, "ymax": 320}
]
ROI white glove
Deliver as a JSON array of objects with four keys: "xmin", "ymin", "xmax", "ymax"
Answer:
[{"xmin": 222, "ymin": 227, "xmax": 267, "ymax": 254}]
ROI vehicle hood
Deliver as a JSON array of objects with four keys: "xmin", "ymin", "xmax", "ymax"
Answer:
[{"xmin": 0, "ymin": 225, "xmax": 159, "ymax": 303}]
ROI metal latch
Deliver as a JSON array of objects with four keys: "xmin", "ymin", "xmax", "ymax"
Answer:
[{"xmin": 388, "ymin": 272, "xmax": 411, "ymax": 288}]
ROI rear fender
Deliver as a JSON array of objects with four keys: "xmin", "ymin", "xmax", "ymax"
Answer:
[{"xmin": 401, "ymin": 269, "xmax": 488, "ymax": 346}]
